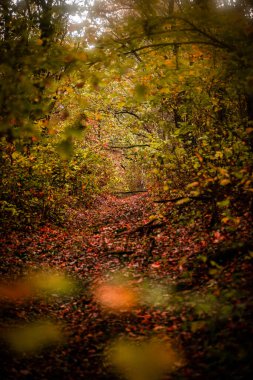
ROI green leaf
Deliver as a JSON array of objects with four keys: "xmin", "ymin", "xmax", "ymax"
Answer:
[
  {"xmin": 134, "ymin": 84, "xmax": 148, "ymax": 100},
  {"xmin": 217, "ymin": 199, "xmax": 230, "ymax": 207},
  {"xmin": 56, "ymin": 138, "xmax": 74, "ymax": 159}
]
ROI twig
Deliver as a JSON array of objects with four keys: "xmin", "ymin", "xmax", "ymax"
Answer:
[
  {"xmin": 113, "ymin": 190, "xmax": 148, "ymax": 195},
  {"xmin": 109, "ymin": 144, "xmax": 150, "ymax": 149},
  {"xmin": 119, "ymin": 219, "xmax": 165, "ymax": 236}
]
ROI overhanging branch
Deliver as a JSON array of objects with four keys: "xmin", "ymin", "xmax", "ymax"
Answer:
[
  {"xmin": 114, "ymin": 110, "xmax": 141, "ymax": 120},
  {"xmin": 109, "ymin": 144, "xmax": 150, "ymax": 149},
  {"xmin": 124, "ymin": 40, "xmax": 225, "ymax": 55}
]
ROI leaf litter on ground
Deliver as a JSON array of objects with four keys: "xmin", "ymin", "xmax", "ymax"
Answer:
[{"xmin": 0, "ymin": 193, "xmax": 252, "ymax": 380}]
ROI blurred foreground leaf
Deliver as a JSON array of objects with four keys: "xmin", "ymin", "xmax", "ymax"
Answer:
[
  {"xmin": 95, "ymin": 284, "xmax": 137, "ymax": 311},
  {"xmin": 30, "ymin": 271, "xmax": 77, "ymax": 295},
  {"xmin": 5, "ymin": 321, "xmax": 62, "ymax": 353},
  {"xmin": 0, "ymin": 271, "xmax": 77, "ymax": 302},
  {"xmin": 107, "ymin": 336, "xmax": 184, "ymax": 380},
  {"xmin": 0, "ymin": 281, "xmax": 33, "ymax": 301}
]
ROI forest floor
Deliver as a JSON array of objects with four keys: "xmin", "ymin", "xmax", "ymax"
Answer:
[{"xmin": 0, "ymin": 193, "xmax": 253, "ymax": 380}]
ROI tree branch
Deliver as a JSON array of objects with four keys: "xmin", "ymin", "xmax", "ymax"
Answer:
[
  {"xmin": 177, "ymin": 16, "xmax": 235, "ymax": 52},
  {"xmin": 109, "ymin": 144, "xmax": 150, "ymax": 149},
  {"xmin": 113, "ymin": 190, "xmax": 148, "ymax": 195},
  {"xmin": 122, "ymin": 14, "xmax": 236, "ymax": 56},
  {"xmin": 114, "ymin": 110, "xmax": 141, "ymax": 120},
  {"xmin": 124, "ymin": 40, "xmax": 224, "ymax": 55}
]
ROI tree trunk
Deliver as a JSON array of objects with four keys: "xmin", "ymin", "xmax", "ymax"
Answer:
[
  {"xmin": 246, "ymin": 93, "xmax": 253, "ymax": 150},
  {"xmin": 246, "ymin": 93, "xmax": 253, "ymax": 122},
  {"xmin": 168, "ymin": 0, "xmax": 174, "ymax": 15}
]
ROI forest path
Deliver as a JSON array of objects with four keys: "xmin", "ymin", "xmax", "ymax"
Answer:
[
  {"xmin": 2, "ymin": 193, "xmax": 190, "ymax": 282},
  {"xmin": 1, "ymin": 194, "xmax": 252, "ymax": 380},
  {"xmin": 1, "ymin": 193, "xmax": 187, "ymax": 380}
]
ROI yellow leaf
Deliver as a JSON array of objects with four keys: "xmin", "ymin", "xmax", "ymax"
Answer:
[
  {"xmin": 95, "ymin": 113, "xmax": 102, "ymax": 121},
  {"xmin": 232, "ymin": 217, "xmax": 241, "ymax": 225},
  {"xmin": 215, "ymin": 151, "xmax": 223, "ymax": 159},
  {"xmin": 5, "ymin": 321, "xmax": 62, "ymax": 353},
  {"xmin": 244, "ymin": 180, "xmax": 252, "ymax": 187},
  {"xmin": 30, "ymin": 271, "xmax": 76, "ymax": 295},
  {"xmin": 160, "ymin": 88, "xmax": 170, "ymax": 94},
  {"xmin": 220, "ymin": 179, "xmax": 230, "ymax": 186},
  {"xmin": 12, "ymin": 151, "xmax": 20, "ymax": 159},
  {"xmin": 176, "ymin": 197, "xmax": 190, "ymax": 205},
  {"xmin": 36, "ymin": 39, "xmax": 43, "ymax": 46},
  {"xmin": 67, "ymin": 87, "xmax": 74, "ymax": 94},
  {"xmin": 186, "ymin": 181, "xmax": 199, "ymax": 188},
  {"xmin": 190, "ymin": 190, "xmax": 200, "ymax": 197},
  {"xmin": 108, "ymin": 337, "xmax": 184, "ymax": 377},
  {"xmin": 218, "ymin": 167, "xmax": 229, "ymax": 176}
]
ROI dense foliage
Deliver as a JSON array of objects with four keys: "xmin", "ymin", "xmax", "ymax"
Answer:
[
  {"xmin": 0, "ymin": 0, "xmax": 115, "ymax": 228},
  {"xmin": 1, "ymin": 0, "xmax": 253, "ymax": 230},
  {"xmin": 83, "ymin": 0, "xmax": 253, "ymax": 227}
]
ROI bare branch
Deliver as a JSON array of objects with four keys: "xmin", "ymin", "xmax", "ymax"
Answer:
[
  {"xmin": 114, "ymin": 110, "xmax": 141, "ymax": 120},
  {"xmin": 109, "ymin": 144, "xmax": 150, "ymax": 149},
  {"xmin": 124, "ymin": 40, "xmax": 224, "ymax": 55}
]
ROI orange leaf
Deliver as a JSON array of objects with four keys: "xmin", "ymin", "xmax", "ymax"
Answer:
[
  {"xmin": 95, "ymin": 284, "xmax": 137, "ymax": 311},
  {"xmin": 195, "ymin": 152, "xmax": 203, "ymax": 162}
]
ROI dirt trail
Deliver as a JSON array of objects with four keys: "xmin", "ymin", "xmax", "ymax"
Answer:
[
  {"xmin": 0, "ymin": 194, "xmax": 177, "ymax": 380},
  {"xmin": 1, "ymin": 194, "xmax": 252, "ymax": 380}
]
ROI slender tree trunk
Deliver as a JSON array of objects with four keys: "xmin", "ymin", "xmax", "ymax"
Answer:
[
  {"xmin": 1, "ymin": 0, "xmax": 11, "ymax": 41},
  {"xmin": 246, "ymin": 93, "xmax": 253, "ymax": 149},
  {"xmin": 169, "ymin": 0, "xmax": 174, "ymax": 15},
  {"xmin": 246, "ymin": 94, "xmax": 253, "ymax": 122}
]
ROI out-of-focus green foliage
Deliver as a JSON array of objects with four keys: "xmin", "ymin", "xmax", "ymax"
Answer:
[{"xmin": 0, "ymin": 0, "xmax": 74, "ymax": 140}]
